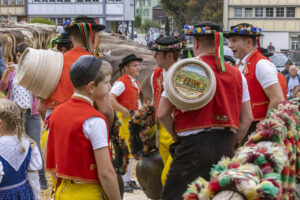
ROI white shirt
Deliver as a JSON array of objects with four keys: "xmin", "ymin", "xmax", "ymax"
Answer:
[
  {"xmin": 287, "ymin": 76, "xmax": 300, "ymax": 98},
  {"xmin": 110, "ymin": 75, "xmax": 142, "ymax": 109},
  {"xmin": 238, "ymin": 50, "xmax": 278, "ymax": 89},
  {"xmin": 10, "ymin": 76, "xmax": 32, "ymax": 109}
]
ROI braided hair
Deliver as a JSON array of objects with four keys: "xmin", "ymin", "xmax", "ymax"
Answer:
[{"xmin": 0, "ymin": 99, "xmax": 36, "ymax": 153}]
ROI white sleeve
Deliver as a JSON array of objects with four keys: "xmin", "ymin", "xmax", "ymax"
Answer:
[
  {"xmin": 150, "ymin": 71, "xmax": 154, "ymax": 95},
  {"xmin": 27, "ymin": 171, "xmax": 41, "ymax": 200},
  {"xmin": 161, "ymin": 90, "xmax": 167, "ymax": 98},
  {"xmin": 110, "ymin": 81, "xmax": 125, "ymax": 97},
  {"xmin": 241, "ymin": 73, "xmax": 250, "ymax": 102},
  {"xmin": 256, "ymin": 59, "xmax": 278, "ymax": 89},
  {"xmin": 0, "ymin": 161, "xmax": 3, "ymax": 183},
  {"xmin": 28, "ymin": 146, "xmax": 42, "ymax": 171},
  {"xmin": 83, "ymin": 117, "xmax": 108, "ymax": 150}
]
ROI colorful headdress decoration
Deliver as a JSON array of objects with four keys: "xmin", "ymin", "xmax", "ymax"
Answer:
[
  {"xmin": 150, "ymin": 36, "xmax": 186, "ymax": 52},
  {"xmin": 184, "ymin": 21, "xmax": 225, "ymax": 73},
  {"xmin": 225, "ymin": 23, "xmax": 263, "ymax": 52},
  {"xmin": 49, "ymin": 32, "xmax": 72, "ymax": 49},
  {"xmin": 183, "ymin": 98, "xmax": 300, "ymax": 200},
  {"xmin": 63, "ymin": 16, "xmax": 105, "ymax": 52}
]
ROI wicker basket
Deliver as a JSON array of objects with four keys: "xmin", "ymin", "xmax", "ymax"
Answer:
[
  {"xmin": 16, "ymin": 48, "xmax": 64, "ymax": 99},
  {"xmin": 164, "ymin": 57, "xmax": 216, "ymax": 112}
]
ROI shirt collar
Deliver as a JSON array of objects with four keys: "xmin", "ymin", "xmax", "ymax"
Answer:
[
  {"xmin": 240, "ymin": 50, "xmax": 255, "ymax": 65},
  {"xmin": 73, "ymin": 92, "xmax": 93, "ymax": 106}
]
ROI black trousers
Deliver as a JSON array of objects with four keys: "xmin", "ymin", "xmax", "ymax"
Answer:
[{"xmin": 162, "ymin": 130, "xmax": 234, "ymax": 200}]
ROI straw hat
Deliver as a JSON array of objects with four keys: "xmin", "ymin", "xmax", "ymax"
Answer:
[
  {"xmin": 164, "ymin": 57, "xmax": 216, "ymax": 112},
  {"xmin": 16, "ymin": 48, "xmax": 64, "ymax": 99}
]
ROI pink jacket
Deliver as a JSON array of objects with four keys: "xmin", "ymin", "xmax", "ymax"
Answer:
[{"xmin": 0, "ymin": 71, "xmax": 39, "ymax": 115}]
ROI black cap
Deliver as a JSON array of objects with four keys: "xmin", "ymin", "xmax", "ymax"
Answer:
[
  {"xmin": 70, "ymin": 55, "xmax": 102, "ymax": 88},
  {"xmin": 119, "ymin": 54, "xmax": 143, "ymax": 68},
  {"xmin": 149, "ymin": 36, "xmax": 184, "ymax": 52},
  {"xmin": 64, "ymin": 15, "xmax": 105, "ymax": 33}
]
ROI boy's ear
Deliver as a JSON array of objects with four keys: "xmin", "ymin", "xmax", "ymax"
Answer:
[{"xmin": 86, "ymin": 81, "xmax": 95, "ymax": 94}]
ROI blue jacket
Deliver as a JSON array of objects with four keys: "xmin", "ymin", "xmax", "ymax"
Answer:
[{"xmin": 0, "ymin": 47, "xmax": 6, "ymax": 76}]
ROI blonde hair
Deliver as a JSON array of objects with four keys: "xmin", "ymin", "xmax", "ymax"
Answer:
[
  {"xmin": 0, "ymin": 99, "xmax": 36, "ymax": 153},
  {"xmin": 101, "ymin": 60, "xmax": 113, "ymax": 76}
]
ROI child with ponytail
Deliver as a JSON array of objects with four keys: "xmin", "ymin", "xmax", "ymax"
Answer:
[{"xmin": 0, "ymin": 99, "xmax": 42, "ymax": 200}]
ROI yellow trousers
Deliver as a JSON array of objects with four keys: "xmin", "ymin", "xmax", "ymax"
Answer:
[
  {"xmin": 158, "ymin": 123, "xmax": 173, "ymax": 186},
  {"xmin": 117, "ymin": 112, "xmax": 132, "ymax": 158},
  {"xmin": 55, "ymin": 179, "xmax": 106, "ymax": 200}
]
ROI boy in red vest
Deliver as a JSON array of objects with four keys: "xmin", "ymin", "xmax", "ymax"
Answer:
[
  {"xmin": 38, "ymin": 16, "xmax": 105, "ymax": 120},
  {"xmin": 46, "ymin": 55, "xmax": 121, "ymax": 200},
  {"xmin": 149, "ymin": 36, "xmax": 184, "ymax": 185},
  {"xmin": 157, "ymin": 22, "xmax": 253, "ymax": 200},
  {"xmin": 109, "ymin": 54, "xmax": 144, "ymax": 192},
  {"xmin": 226, "ymin": 23, "xmax": 285, "ymax": 135}
]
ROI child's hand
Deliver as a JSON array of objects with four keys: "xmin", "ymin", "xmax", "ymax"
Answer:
[{"xmin": 5, "ymin": 62, "xmax": 16, "ymax": 73}]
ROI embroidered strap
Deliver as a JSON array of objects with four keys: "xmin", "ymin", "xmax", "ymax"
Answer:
[
  {"xmin": 214, "ymin": 32, "xmax": 225, "ymax": 73},
  {"xmin": 0, "ymin": 179, "xmax": 26, "ymax": 191}
]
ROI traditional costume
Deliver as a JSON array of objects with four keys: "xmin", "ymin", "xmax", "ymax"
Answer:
[
  {"xmin": 110, "ymin": 54, "xmax": 145, "ymax": 191},
  {"xmin": 150, "ymin": 36, "xmax": 185, "ymax": 185},
  {"xmin": 225, "ymin": 23, "xmax": 286, "ymax": 134},
  {"xmin": 46, "ymin": 55, "xmax": 111, "ymax": 200},
  {"xmin": 161, "ymin": 22, "xmax": 249, "ymax": 200}
]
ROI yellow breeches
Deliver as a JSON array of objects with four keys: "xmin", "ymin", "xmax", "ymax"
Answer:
[
  {"xmin": 117, "ymin": 111, "xmax": 132, "ymax": 158},
  {"xmin": 55, "ymin": 179, "xmax": 106, "ymax": 200},
  {"xmin": 158, "ymin": 123, "xmax": 173, "ymax": 186}
]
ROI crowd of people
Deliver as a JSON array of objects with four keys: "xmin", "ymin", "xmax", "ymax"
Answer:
[{"xmin": 0, "ymin": 15, "xmax": 299, "ymax": 200}]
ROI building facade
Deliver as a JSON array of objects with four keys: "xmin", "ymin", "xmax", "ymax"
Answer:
[
  {"xmin": 0, "ymin": 0, "xmax": 26, "ymax": 21},
  {"xmin": 135, "ymin": 0, "xmax": 159, "ymax": 23},
  {"xmin": 223, "ymin": 0, "xmax": 300, "ymax": 51},
  {"xmin": 26, "ymin": 0, "xmax": 134, "ymax": 33}
]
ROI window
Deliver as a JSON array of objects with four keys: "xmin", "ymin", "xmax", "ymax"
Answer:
[
  {"xmin": 287, "ymin": 7, "xmax": 295, "ymax": 17},
  {"xmin": 292, "ymin": 38, "xmax": 299, "ymax": 50},
  {"xmin": 276, "ymin": 7, "xmax": 284, "ymax": 17},
  {"xmin": 16, "ymin": 0, "xmax": 22, "ymax": 4},
  {"xmin": 34, "ymin": 0, "xmax": 39, "ymax": 2},
  {"xmin": 234, "ymin": 8, "xmax": 242, "ymax": 17},
  {"xmin": 41, "ymin": 0, "xmax": 47, "ymax": 2},
  {"xmin": 115, "ymin": 0, "xmax": 122, "ymax": 2},
  {"xmin": 106, "ymin": 0, "xmax": 113, "ymax": 2},
  {"xmin": 266, "ymin": 7, "xmax": 274, "ymax": 17},
  {"xmin": 8, "ymin": 0, "xmax": 14, "ymax": 4},
  {"xmin": 136, "ymin": 0, "xmax": 140, "ymax": 8},
  {"xmin": 64, "ymin": 0, "xmax": 70, "ymax": 2},
  {"xmin": 245, "ymin": 8, "xmax": 253, "ymax": 17},
  {"xmin": 92, "ymin": 0, "xmax": 99, "ymax": 2},
  {"xmin": 85, "ymin": 0, "xmax": 91, "ymax": 2},
  {"xmin": 57, "ymin": 18, "xmax": 63, "ymax": 25},
  {"xmin": 49, "ymin": 0, "xmax": 55, "ymax": 2},
  {"xmin": 136, "ymin": 9, "xmax": 140, "ymax": 15},
  {"xmin": 255, "ymin": 7, "xmax": 263, "ymax": 17},
  {"xmin": 145, "ymin": 0, "xmax": 150, "ymax": 6},
  {"xmin": 1, "ymin": 0, "xmax": 8, "ymax": 4},
  {"xmin": 77, "ymin": 0, "xmax": 83, "ymax": 2},
  {"xmin": 144, "ymin": 9, "xmax": 149, "ymax": 16},
  {"xmin": 56, "ymin": 0, "xmax": 62, "ymax": 2},
  {"xmin": 49, "ymin": 18, "xmax": 56, "ymax": 22}
]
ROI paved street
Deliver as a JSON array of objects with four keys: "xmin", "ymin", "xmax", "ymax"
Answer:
[{"xmin": 134, "ymin": 34, "xmax": 147, "ymax": 46}]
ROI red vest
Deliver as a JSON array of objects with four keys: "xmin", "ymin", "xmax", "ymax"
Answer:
[
  {"xmin": 116, "ymin": 75, "xmax": 144, "ymax": 111},
  {"xmin": 46, "ymin": 98, "xmax": 109, "ymax": 183},
  {"xmin": 174, "ymin": 55, "xmax": 243, "ymax": 133},
  {"xmin": 278, "ymin": 72, "xmax": 287, "ymax": 101},
  {"xmin": 243, "ymin": 50, "xmax": 285, "ymax": 121},
  {"xmin": 45, "ymin": 47, "xmax": 91, "ymax": 109},
  {"xmin": 152, "ymin": 67, "xmax": 164, "ymax": 119}
]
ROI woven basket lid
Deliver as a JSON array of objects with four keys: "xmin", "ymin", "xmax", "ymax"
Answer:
[
  {"xmin": 16, "ymin": 48, "xmax": 64, "ymax": 99},
  {"xmin": 164, "ymin": 57, "xmax": 216, "ymax": 112}
]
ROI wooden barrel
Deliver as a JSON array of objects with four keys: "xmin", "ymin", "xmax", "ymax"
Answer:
[{"xmin": 16, "ymin": 48, "xmax": 63, "ymax": 99}]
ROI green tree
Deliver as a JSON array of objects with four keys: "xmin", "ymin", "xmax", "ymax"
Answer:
[
  {"xmin": 201, "ymin": 0, "xmax": 223, "ymax": 23},
  {"xmin": 160, "ymin": 0, "xmax": 189, "ymax": 31},
  {"xmin": 134, "ymin": 15, "xmax": 142, "ymax": 28},
  {"xmin": 141, "ymin": 19, "xmax": 160, "ymax": 33},
  {"xmin": 29, "ymin": 18, "xmax": 56, "ymax": 25},
  {"xmin": 165, "ymin": 17, "xmax": 170, "ymax": 36}
]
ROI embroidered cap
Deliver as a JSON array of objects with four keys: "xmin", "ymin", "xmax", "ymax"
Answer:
[
  {"xmin": 69, "ymin": 55, "xmax": 102, "ymax": 88},
  {"xmin": 224, "ymin": 23, "xmax": 263, "ymax": 38},
  {"xmin": 184, "ymin": 21, "xmax": 221, "ymax": 36}
]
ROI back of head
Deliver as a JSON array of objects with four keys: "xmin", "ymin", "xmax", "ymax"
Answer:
[
  {"xmin": 70, "ymin": 55, "xmax": 104, "ymax": 88},
  {"xmin": 100, "ymin": 60, "xmax": 113, "ymax": 76},
  {"xmin": 0, "ymin": 99, "xmax": 21, "ymax": 132}
]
